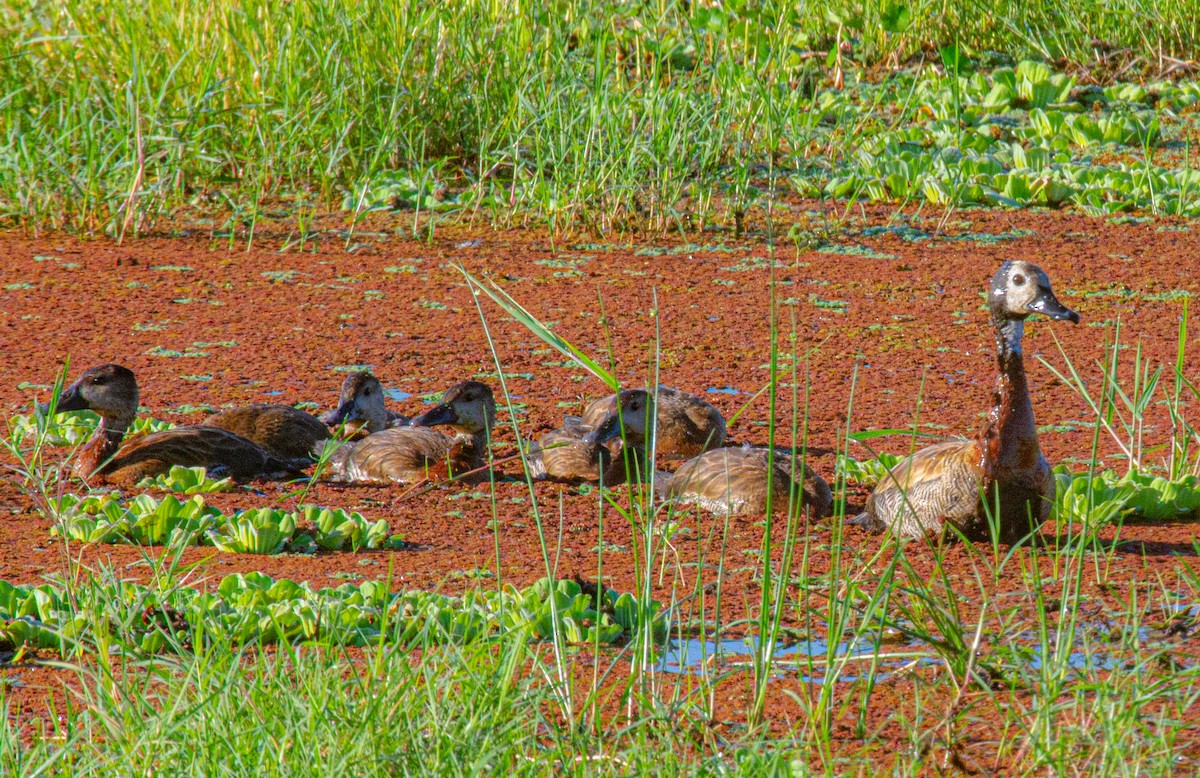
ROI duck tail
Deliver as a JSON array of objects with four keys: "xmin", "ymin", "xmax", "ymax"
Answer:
[
  {"xmin": 652, "ymin": 470, "xmax": 672, "ymax": 501},
  {"xmin": 264, "ymin": 455, "xmax": 314, "ymax": 480},
  {"xmin": 525, "ymin": 447, "xmax": 547, "ymax": 480}
]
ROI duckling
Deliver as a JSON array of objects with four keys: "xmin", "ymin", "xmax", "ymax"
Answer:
[
  {"xmin": 324, "ymin": 380, "xmax": 496, "ymax": 484},
  {"xmin": 851, "ymin": 261, "xmax": 1080, "ymax": 543},
  {"xmin": 579, "ymin": 386, "xmax": 725, "ymax": 460},
  {"xmin": 319, "ymin": 371, "xmax": 410, "ymax": 438},
  {"xmin": 203, "ymin": 403, "xmax": 330, "ymax": 460},
  {"xmin": 45, "ymin": 364, "xmax": 306, "ymax": 484},
  {"xmin": 586, "ymin": 390, "xmax": 832, "ymax": 517},
  {"xmin": 527, "ymin": 417, "xmax": 646, "ymax": 485}
]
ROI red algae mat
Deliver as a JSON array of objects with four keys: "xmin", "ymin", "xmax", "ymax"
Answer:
[{"xmin": 1, "ymin": 205, "xmax": 1199, "ymax": 760}]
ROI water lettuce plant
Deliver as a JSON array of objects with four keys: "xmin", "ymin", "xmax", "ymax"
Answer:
[
  {"xmin": 0, "ymin": 573, "xmax": 665, "ymax": 653},
  {"xmin": 137, "ymin": 465, "xmax": 233, "ymax": 494},
  {"xmin": 10, "ymin": 409, "xmax": 173, "ymax": 447},
  {"xmin": 299, "ymin": 506, "xmax": 396, "ymax": 552},
  {"xmin": 51, "ymin": 494, "xmax": 223, "ymax": 545},
  {"xmin": 206, "ymin": 509, "xmax": 297, "ymax": 555}
]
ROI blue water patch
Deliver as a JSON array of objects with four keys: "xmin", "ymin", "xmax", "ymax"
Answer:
[
  {"xmin": 706, "ymin": 387, "xmax": 740, "ymax": 395},
  {"xmin": 656, "ymin": 636, "xmax": 889, "ymax": 681},
  {"xmin": 384, "ymin": 388, "xmax": 413, "ymax": 402}
]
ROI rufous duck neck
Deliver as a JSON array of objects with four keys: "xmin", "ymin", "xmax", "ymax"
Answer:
[
  {"xmin": 76, "ymin": 415, "xmax": 130, "ymax": 478},
  {"xmin": 980, "ymin": 318, "xmax": 1040, "ymax": 475}
]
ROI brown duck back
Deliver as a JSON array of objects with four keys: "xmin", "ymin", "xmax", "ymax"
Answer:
[
  {"xmin": 90, "ymin": 425, "xmax": 294, "ymax": 484},
  {"xmin": 330, "ymin": 427, "xmax": 478, "ymax": 484},
  {"xmin": 668, "ymin": 447, "xmax": 832, "ymax": 517},
  {"xmin": 204, "ymin": 404, "xmax": 330, "ymax": 460}
]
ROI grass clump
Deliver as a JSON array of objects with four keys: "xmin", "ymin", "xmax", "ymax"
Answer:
[{"xmin": 4, "ymin": 2, "xmax": 1200, "ymax": 235}]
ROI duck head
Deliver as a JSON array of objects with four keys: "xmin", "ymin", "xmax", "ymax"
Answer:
[
  {"xmin": 44, "ymin": 364, "xmax": 139, "ymax": 424},
  {"xmin": 583, "ymin": 389, "xmax": 654, "ymax": 446},
  {"xmin": 989, "ymin": 261, "xmax": 1080, "ymax": 324},
  {"xmin": 410, "ymin": 380, "xmax": 496, "ymax": 435},
  {"xmin": 321, "ymin": 371, "xmax": 389, "ymax": 433}
]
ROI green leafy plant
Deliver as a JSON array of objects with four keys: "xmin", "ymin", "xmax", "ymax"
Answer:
[
  {"xmin": 299, "ymin": 506, "xmax": 395, "ymax": 551},
  {"xmin": 836, "ymin": 452, "xmax": 906, "ymax": 486},
  {"xmin": 10, "ymin": 409, "xmax": 173, "ymax": 447},
  {"xmin": 52, "ymin": 493, "xmax": 223, "ymax": 545},
  {"xmin": 206, "ymin": 509, "xmax": 297, "ymax": 554},
  {"xmin": 138, "ymin": 465, "xmax": 232, "ymax": 494}
]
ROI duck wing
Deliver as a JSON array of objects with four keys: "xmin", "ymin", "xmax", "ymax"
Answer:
[
  {"xmin": 853, "ymin": 440, "xmax": 982, "ymax": 537},
  {"xmin": 204, "ymin": 404, "xmax": 330, "ymax": 460},
  {"xmin": 335, "ymin": 427, "xmax": 459, "ymax": 484},
  {"xmin": 656, "ymin": 389, "xmax": 727, "ymax": 459},
  {"xmin": 668, "ymin": 446, "xmax": 829, "ymax": 516},
  {"xmin": 99, "ymin": 425, "xmax": 305, "ymax": 483}
]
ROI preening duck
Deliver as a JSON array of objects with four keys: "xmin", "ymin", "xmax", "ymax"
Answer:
[
  {"xmin": 851, "ymin": 260, "xmax": 1080, "ymax": 543},
  {"xmin": 46, "ymin": 364, "xmax": 305, "ymax": 484},
  {"xmin": 586, "ymin": 389, "xmax": 832, "ymax": 516},
  {"xmin": 324, "ymin": 380, "xmax": 495, "ymax": 484}
]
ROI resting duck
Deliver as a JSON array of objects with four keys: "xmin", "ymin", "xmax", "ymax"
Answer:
[
  {"xmin": 527, "ymin": 417, "xmax": 646, "ymax": 485},
  {"xmin": 586, "ymin": 390, "xmax": 832, "ymax": 516},
  {"xmin": 203, "ymin": 403, "xmax": 330, "ymax": 460},
  {"xmin": 579, "ymin": 386, "xmax": 725, "ymax": 460},
  {"xmin": 319, "ymin": 371, "xmax": 410, "ymax": 438},
  {"xmin": 324, "ymin": 380, "xmax": 495, "ymax": 484},
  {"xmin": 851, "ymin": 260, "xmax": 1080, "ymax": 543},
  {"xmin": 45, "ymin": 364, "xmax": 305, "ymax": 484}
]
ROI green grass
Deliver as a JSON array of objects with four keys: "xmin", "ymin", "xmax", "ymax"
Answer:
[
  {"xmin": 5, "ymin": 3, "xmax": 1200, "ymax": 771},
  {"xmin": 4, "ymin": 0, "xmax": 1200, "ymax": 236}
]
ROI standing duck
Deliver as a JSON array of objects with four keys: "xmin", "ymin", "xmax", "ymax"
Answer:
[
  {"xmin": 851, "ymin": 261, "xmax": 1080, "ymax": 543},
  {"xmin": 324, "ymin": 380, "xmax": 495, "ymax": 484},
  {"xmin": 319, "ymin": 371, "xmax": 410, "ymax": 438},
  {"xmin": 579, "ymin": 386, "xmax": 725, "ymax": 460},
  {"xmin": 586, "ymin": 390, "xmax": 832, "ymax": 517},
  {"xmin": 45, "ymin": 364, "xmax": 305, "ymax": 484}
]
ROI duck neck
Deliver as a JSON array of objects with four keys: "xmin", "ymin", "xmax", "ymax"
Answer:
[
  {"xmin": 78, "ymin": 414, "xmax": 130, "ymax": 477},
  {"xmin": 979, "ymin": 318, "xmax": 1038, "ymax": 476},
  {"xmin": 448, "ymin": 426, "xmax": 488, "ymax": 462}
]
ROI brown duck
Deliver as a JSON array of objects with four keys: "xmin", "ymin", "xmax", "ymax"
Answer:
[
  {"xmin": 46, "ymin": 364, "xmax": 306, "ymax": 484},
  {"xmin": 324, "ymin": 380, "xmax": 495, "ymax": 484},
  {"xmin": 203, "ymin": 402, "xmax": 329, "ymax": 461},
  {"xmin": 579, "ymin": 386, "xmax": 725, "ymax": 460},
  {"xmin": 851, "ymin": 260, "xmax": 1080, "ymax": 543},
  {"xmin": 586, "ymin": 390, "xmax": 832, "ymax": 516},
  {"xmin": 319, "ymin": 371, "xmax": 410, "ymax": 438},
  {"xmin": 528, "ymin": 416, "xmax": 646, "ymax": 485}
]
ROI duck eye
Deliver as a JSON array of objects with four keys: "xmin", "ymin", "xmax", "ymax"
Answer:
[{"xmin": 1013, "ymin": 274, "xmax": 1026, "ymax": 286}]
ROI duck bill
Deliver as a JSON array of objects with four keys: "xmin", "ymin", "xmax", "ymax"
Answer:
[
  {"xmin": 42, "ymin": 381, "xmax": 88, "ymax": 415},
  {"xmin": 582, "ymin": 414, "xmax": 621, "ymax": 446},
  {"xmin": 1029, "ymin": 293, "xmax": 1080, "ymax": 324},
  {"xmin": 320, "ymin": 399, "xmax": 361, "ymax": 427},
  {"xmin": 410, "ymin": 403, "xmax": 457, "ymax": 428}
]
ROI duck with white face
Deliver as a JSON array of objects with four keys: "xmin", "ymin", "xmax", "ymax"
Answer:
[
  {"xmin": 322, "ymin": 380, "xmax": 496, "ymax": 484},
  {"xmin": 320, "ymin": 371, "xmax": 410, "ymax": 439},
  {"xmin": 45, "ymin": 363, "xmax": 307, "ymax": 484},
  {"xmin": 584, "ymin": 389, "xmax": 832, "ymax": 517},
  {"xmin": 851, "ymin": 260, "xmax": 1080, "ymax": 543}
]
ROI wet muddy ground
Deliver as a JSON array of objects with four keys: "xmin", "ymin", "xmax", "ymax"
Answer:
[{"xmin": 1, "ymin": 203, "xmax": 1198, "ymax": 760}]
